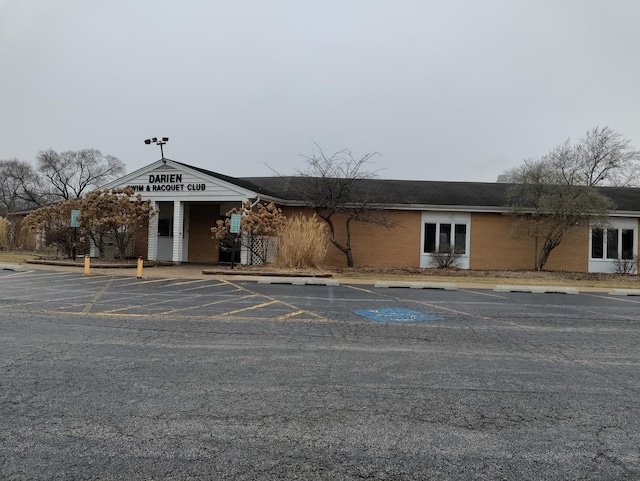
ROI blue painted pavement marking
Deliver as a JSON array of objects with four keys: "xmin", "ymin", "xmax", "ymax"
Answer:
[{"xmin": 354, "ymin": 307, "xmax": 443, "ymax": 323}]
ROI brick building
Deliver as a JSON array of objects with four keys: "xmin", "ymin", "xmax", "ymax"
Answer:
[{"xmin": 104, "ymin": 158, "xmax": 640, "ymax": 273}]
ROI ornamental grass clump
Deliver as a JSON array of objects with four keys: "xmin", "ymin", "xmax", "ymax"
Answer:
[
  {"xmin": 276, "ymin": 214, "xmax": 328, "ymax": 269},
  {"xmin": 0, "ymin": 217, "xmax": 9, "ymax": 250}
]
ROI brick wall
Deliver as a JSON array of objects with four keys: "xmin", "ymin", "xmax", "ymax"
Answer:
[
  {"xmin": 281, "ymin": 207, "xmax": 421, "ymax": 268},
  {"xmin": 180, "ymin": 202, "xmax": 597, "ymax": 271},
  {"xmin": 470, "ymin": 213, "xmax": 589, "ymax": 272}
]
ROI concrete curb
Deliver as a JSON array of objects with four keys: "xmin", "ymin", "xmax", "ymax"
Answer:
[
  {"xmin": 258, "ymin": 277, "xmax": 340, "ymax": 286},
  {"xmin": 374, "ymin": 281, "xmax": 458, "ymax": 290},
  {"xmin": 495, "ymin": 285, "xmax": 579, "ymax": 294},
  {"xmin": 608, "ymin": 288, "xmax": 640, "ymax": 296},
  {"xmin": 0, "ymin": 263, "xmax": 27, "ymax": 272},
  {"xmin": 203, "ymin": 270, "xmax": 333, "ymax": 278},
  {"xmin": 27, "ymin": 259, "xmax": 157, "ymax": 269}
]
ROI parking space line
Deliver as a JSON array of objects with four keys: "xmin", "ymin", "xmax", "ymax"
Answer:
[
  {"xmin": 345, "ymin": 284, "xmax": 378, "ymax": 294},
  {"xmin": 220, "ymin": 299, "xmax": 280, "ymax": 316},
  {"xmin": 132, "ymin": 277, "xmax": 180, "ymax": 285},
  {"xmin": 81, "ymin": 278, "xmax": 114, "ymax": 315},
  {"xmin": 157, "ymin": 294, "xmax": 259, "ymax": 315},
  {"xmin": 92, "ymin": 286, "xmax": 243, "ymax": 314},
  {"xmin": 169, "ymin": 283, "xmax": 229, "ymax": 292},
  {"xmin": 2, "ymin": 272, "xmax": 332, "ymax": 323},
  {"xmin": 570, "ymin": 304, "xmax": 640, "ymax": 321},
  {"xmin": 276, "ymin": 310, "xmax": 305, "ymax": 320},
  {"xmin": 0, "ymin": 292, "xmax": 96, "ymax": 306},
  {"xmin": 219, "ymin": 279, "xmax": 333, "ymax": 322},
  {"xmin": 170, "ymin": 279, "xmax": 213, "ymax": 286},
  {"xmin": 0, "ymin": 270, "xmax": 36, "ymax": 278}
]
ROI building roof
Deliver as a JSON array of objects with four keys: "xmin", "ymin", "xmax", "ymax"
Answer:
[
  {"xmin": 169, "ymin": 160, "xmax": 640, "ymax": 213},
  {"xmin": 239, "ymin": 177, "xmax": 511, "ymax": 208}
]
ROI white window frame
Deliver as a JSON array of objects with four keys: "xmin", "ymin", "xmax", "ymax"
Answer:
[
  {"xmin": 589, "ymin": 218, "xmax": 637, "ymax": 274},
  {"xmin": 420, "ymin": 212, "xmax": 470, "ymax": 269}
]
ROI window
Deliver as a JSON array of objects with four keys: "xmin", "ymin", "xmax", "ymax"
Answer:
[
  {"xmin": 592, "ymin": 227, "xmax": 635, "ymax": 260},
  {"xmin": 606, "ymin": 230, "xmax": 618, "ymax": 259},
  {"xmin": 454, "ymin": 224, "xmax": 467, "ymax": 254},
  {"xmin": 424, "ymin": 222, "xmax": 467, "ymax": 254},
  {"xmin": 424, "ymin": 223, "xmax": 436, "ymax": 253},
  {"xmin": 622, "ymin": 229, "xmax": 634, "ymax": 260},
  {"xmin": 591, "ymin": 228, "xmax": 603, "ymax": 258},
  {"xmin": 440, "ymin": 224, "xmax": 451, "ymax": 249}
]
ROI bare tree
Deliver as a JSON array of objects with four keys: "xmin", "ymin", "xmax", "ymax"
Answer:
[
  {"xmin": 506, "ymin": 135, "xmax": 616, "ymax": 271},
  {"xmin": 0, "ymin": 159, "xmax": 50, "ymax": 213},
  {"xmin": 36, "ymin": 148, "xmax": 125, "ymax": 200},
  {"xmin": 537, "ymin": 126, "xmax": 640, "ymax": 187},
  {"xmin": 294, "ymin": 143, "xmax": 392, "ymax": 267}
]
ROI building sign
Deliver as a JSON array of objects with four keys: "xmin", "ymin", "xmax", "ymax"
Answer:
[
  {"xmin": 70, "ymin": 210, "xmax": 81, "ymax": 227},
  {"xmin": 126, "ymin": 172, "xmax": 206, "ymax": 193},
  {"xmin": 230, "ymin": 213, "xmax": 242, "ymax": 234}
]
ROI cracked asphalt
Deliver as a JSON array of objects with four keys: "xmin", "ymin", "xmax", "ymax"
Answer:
[{"xmin": 1, "ymin": 268, "xmax": 639, "ymax": 480}]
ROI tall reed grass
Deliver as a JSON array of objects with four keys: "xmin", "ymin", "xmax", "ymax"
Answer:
[
  {"xmin": 276, "ymin": 214, "xmax": 328, "ymax": 268},
  {"xmin": 0, "ymin": 217, "xmax": 9, "ymax": 250}
]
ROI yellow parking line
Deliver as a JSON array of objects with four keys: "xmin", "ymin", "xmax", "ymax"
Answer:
[
  {"xmin": 100, "ymin": 295, "xmax": 181, "ymax": 313},
  {"xmin": 98, "ymin": 288, "xmax": 245, "ymax": 314},
  {"xmin": 220, "ymin": 300, "xmax": 280, "ymax": 316},
  {"xmin": 172, "ymin": 283, "xmax": 229, "ymax": 292},
  {"xmin": 82, "ymin": 278, "xmax": 114, "ymax": 315},
  {"xmin": 157, "ymin": 294, "xmax": 258, "ymax": 315},
  {"xmin": 218, "ymin": 279, "xmax": 333, "ymax": 322},
  {"xmin": 276, "ymin": 310, "xmax": 305, "ymax": 320},
  {"xmin": 0, "ymin": 293, "xmax": 95, "ymax": 306},
  {"xmin": 133, "ymin": 277, "xmax": 180, "ymax": 284},
  {"xmin": 170, "ymin": 279, "xmax": 213, "ymax": 286}
]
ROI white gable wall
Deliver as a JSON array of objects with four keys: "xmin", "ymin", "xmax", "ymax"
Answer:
[
  {"xmin": 103, "ymin": 160, "xmax": 259, "ymax": 263},
  {"xmin": 106, "ymin": 160, "xmax": 257, "ymax": 202}
]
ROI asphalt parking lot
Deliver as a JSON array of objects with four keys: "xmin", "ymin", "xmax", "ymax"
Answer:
[{"xmin": 1, "ymin": 268, "xmax": 639, "ymax": 480}]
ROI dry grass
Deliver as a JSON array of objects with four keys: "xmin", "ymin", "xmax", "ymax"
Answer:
[
  {"xmin": 0, "ymin": 251, "xmax": 38, "ymax": 264},
  {"xmin": 275, "ymin": 215, "xmax": 329, "ymax": 269},
  {"xmin": 0, "ymin": 217, "xmax": 9, "ymax": 250}
]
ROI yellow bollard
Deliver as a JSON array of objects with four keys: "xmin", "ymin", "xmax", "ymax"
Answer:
[
  {"xmin": 84, "ymin": 255, "xmax": 90, "ymax": 277},
  {"xmin": 136, "ymin": 257, "xmax": 143, "ymax": 279}
]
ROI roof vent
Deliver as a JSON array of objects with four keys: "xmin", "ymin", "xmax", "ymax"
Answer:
[{"xmin": 496, "ymin": 174, "xmax": 508, "ymax": 183}]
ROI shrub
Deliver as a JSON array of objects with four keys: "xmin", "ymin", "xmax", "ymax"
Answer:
[
  {"xmin": 430, "ymin": 244, "xmax": 463, "ymax": 268},
  {"xmin": 276, "ymin": 214, "xmax": 328, "ymax": 269},
  {"xmin": 613, "ymin": 256, "xmax": 638, "ymax": 274}
]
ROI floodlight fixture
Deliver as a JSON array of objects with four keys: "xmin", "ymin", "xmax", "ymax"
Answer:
[{"xmin": 144, "ymin": 136, "xmax": 169, "ymax": 158}]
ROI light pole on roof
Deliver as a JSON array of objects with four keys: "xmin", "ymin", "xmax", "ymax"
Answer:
[{"xmin": 144, "ymin": 137, "xmax": 169, "ymax": 158}]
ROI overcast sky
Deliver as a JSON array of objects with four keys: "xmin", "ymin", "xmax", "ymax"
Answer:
[{"xmin": 2, "ymin": 0, "xmax": 639, "ymax": 182}]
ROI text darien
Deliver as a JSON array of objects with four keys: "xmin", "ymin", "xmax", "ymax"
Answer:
[{"xmin": 125, "ymin": 173, "xmax": 206, "ymax": 192}]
